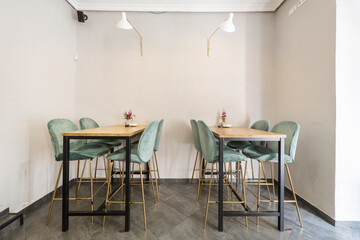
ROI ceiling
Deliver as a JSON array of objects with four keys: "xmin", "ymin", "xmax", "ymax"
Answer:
[{"xmin": 67, "ymin": 0, "xmax": 286, "ymax": 12}]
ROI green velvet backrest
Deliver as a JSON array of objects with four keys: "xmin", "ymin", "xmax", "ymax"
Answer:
[
  {"xmin": 137, "ymin": 121, "xmax": 159, "ymax": 162},
  {"xmin": 153, "ymin": 119, "xmax": 164, "ymax": 152},
  {"xmin": 79, "ymin": 117, "xmax": 99, "ymax": 129},
  {"xmin": 267, "ymin": 121, "xmax": 300, "ymax": 160},
  {"xmin": 47, "ymin": 119, "xmax": 84, "ymax": 159},
  {"xmin": 190, "ymin": 119, "xmax": 201, "ymax": 152},
  {"xmin": 198, "ymin": 120, "xmax": 217, "ymax": 163},
  {"xmin": 250, "ymin": 120, "xmax": 270, "ymax": 146}
]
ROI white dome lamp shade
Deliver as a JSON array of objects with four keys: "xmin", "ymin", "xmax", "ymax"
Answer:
[
  {"xmin": 116, "ymin": 12, "xmax": 143, "ymax": 56},
  {"xmin": 116, "ymin": 12, "xmax": 132, "ymax": 29},
  {"xmin": 207, "ymin": 13, "xmax": 236, "ymax": 56},
  {"xmin": 219, "ymin": 13, "xmax": 235, "ymax": 33}
]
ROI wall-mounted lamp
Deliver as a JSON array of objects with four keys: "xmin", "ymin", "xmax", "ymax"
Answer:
[
  {"xmin": 116, "ymin": 12, "xmax": 143, "ymax": 56},
  {"xmin": 207, "ymin": 13, "xmax": 235, "ymax": 57}
]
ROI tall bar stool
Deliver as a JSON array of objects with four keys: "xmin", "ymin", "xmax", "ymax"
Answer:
[
  {"xmin": 104, "ymin": 121, "xmax": 159, "ymax": 230},
  {"xmin": 129, "ymin": 119, "xmax": 163, "ymax": 202},
  {"xmin": 46, "ymin": 119, "xmax": 109, "ymax": 225},
  {"xmin": 79, "ymin": 117, "xmax": 123, "ymax": 178},
  {"xmin": 242, "ymin": 121, "xmax": 302, "ymax": 227},
  {"xmin": 227, "ymin": 120, "xmax": 270, "ymax": 182},
  {"xmin": 197, "ymin": 121, "xmax": 248, "ymax": 228},
  {"xmin": 190, "ymin": 119, "xmax": 213, "ymax": 201}
]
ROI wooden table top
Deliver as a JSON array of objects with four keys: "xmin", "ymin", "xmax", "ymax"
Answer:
[
  {"xmin": 210, "ymin": 126, "xmax": 286, "ymax": 139},
  {"xmin": 62, "ymin": 125, "xmax": 147, "ymax": 137}
]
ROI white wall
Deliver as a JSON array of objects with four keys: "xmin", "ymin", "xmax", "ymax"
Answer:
[
  {"xmin": 335, "ymin": 0, "xmax": 360, "ymax": 222},
  {"xmin": 275, "ymin": 0, "xmax": 336, "ymax": 218},
  {"xmin": 0, "ymin": 0, "xmax": 346, "ymax": 223},
  {"xmin": 0, "ymin": 0, "xmax": 77, "ymax": 212},
  {"xmin": 75, "ymin": 12, "xmax": 276, "ymax": 179}
]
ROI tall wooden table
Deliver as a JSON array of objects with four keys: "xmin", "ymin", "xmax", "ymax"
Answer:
[
  {"xmin": 61, "ymin": 125, "xmax": 146, "ymax": 232},
  {"xmin": 210, "ymin": 127, "xmax": 286, "ymax": 232}
]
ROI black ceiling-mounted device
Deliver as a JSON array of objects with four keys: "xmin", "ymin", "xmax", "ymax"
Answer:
[{"xmin": 77, "ymin": 11, "xmax": 88, "ymax": 23}]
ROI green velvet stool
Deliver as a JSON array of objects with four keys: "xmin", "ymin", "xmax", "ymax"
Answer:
[
  {"xmin": 79, "ymin": 117, "xmax": 123, "ymax": 180},
  {"xmin": 227, "ymin": 120, "xmax": 270, "ymax": 180},
  {"xmin": 242, "ymin": 121, "xmax": 302, "ymax": 227},
  {"xmin": 46, "ymin": 119, "xmax": 109, "ymax": 226},
  {"xmin": 79, "ymin": 117, "xmax": 123, "ymax": 148},
  {"xmin": 129, "ymin": 119, "xmax": 163, "ymax": 201},
  {"xmin": 152, "ymin": 119, "xmax": 164, "ymax": 191},
  {"xmin": 197, "ymin": 120, "xmax": 248, "ymax": 228},
  {"xmin": 190, "ymin": 119, "xmax": 203, "ymax": 185},
  {"xmin": 190, "ymin": 119, "xmax": 209, "ymax": 201},
  {"xmin": 104, "ymin": 121, "xmax": 159, "ymax": 231}
]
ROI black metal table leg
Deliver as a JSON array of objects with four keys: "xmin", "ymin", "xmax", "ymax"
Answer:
[
  {"xmin": 62, "ymin": 136, "xmax": 69, "ymax": 232},
  {"xmin": 125, "ymin": 137, "xmax": 131, "ymax": 232},
  {"xmin": 278, "ymin": 138, "xmax": 285, "ymax": 231},
  {"xmin": 218, "ymin": 138, "xmax": 224, "ymax": 232}
]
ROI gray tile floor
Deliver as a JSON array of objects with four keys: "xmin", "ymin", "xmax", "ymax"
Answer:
[{"xmin": 2, "ymin": 180, "xmax": 360, "ymax": 240}]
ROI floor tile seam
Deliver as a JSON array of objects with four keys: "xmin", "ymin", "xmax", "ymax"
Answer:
[
  {"xmin": 163, "ymin": 194, "xmax": 201, "ymax": 217},
  {"xmin": 151, "ymin": 215, "xmax": 189, "ymax": 239},
  {"xmin": 148, "ymin": 200, "xmax": 190, "ymax": 239}
]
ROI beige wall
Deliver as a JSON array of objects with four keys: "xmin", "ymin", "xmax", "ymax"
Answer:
[
  {"xmin": 0, "ymin": 0, "xmax": 77, "ymax": 212},
  {"xmin": 275, "ymin": 0, "xmax": 336, "ymax": 218},
  {"xmin": 75, "ymin": 12, "xmax": 276, "ymax": 179},
  {"xmin": 335, "ymin": 0, "xmax": 360, "ymax": 221}
]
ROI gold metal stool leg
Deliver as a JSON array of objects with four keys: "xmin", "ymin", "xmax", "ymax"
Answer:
[
  {"xmin": 191, "ymin": 151, "xmax": 199, "ymax": 183},
  {"xmin": 89, "ymin": 159, "xmax": 94, "ymax": 223},
  {"xmin": 256, "ymin": 161, "xmax": 261, "ymax": 225},
  {"xmin": 120, "ymin": 161, "xmax": 125, "ymax": 204},
  {"xmin": 230, "ymin": 162, "xmax": 233, "ymax": 201},
  {"xmin": 270, "ymin": 162, "xmax": 276, "ymax": 201},
  {"xmin": 103, "ymin": 156, "xmax": 108, "ymax": 180},
  {"xmin": 286, "ymin": 163, "xmax": 303, "ymax": 228},
  {"xmin": 76, "ymin": 160, "xmax": 87, "ymax": 197},
  {"xmin": 154, "ymin": 152, "xmax": 160, "ymax": 185},
  {"xmin": 196, "ymin": 155, "xmax": 204, "ymax": 201},
  {"xmin": 236, "ymin": 162, "xmax": 240, "ymax": 192},
  {"xmin": 46, "ymin": 162, "xmax": 63, "ymax": 226},
  {"xmin": 261, "ymin": 161, "xmax": 272, "ymax": 201},
  {"xmin": 250, "ymin": 159, "xmax": 255, "ymax": 180},
  {"xmin": 103, "ymin": 159, "xmax": 113, "ymax": 227},
  {"xmin": 152, "ymin": 155, "xmax": 160, "ymax": 201},
  {"xmin": 131, "ymin": 162, "xmax": 135, "ymax": 180},
  {"xmin": 139, "ymin": 164, "xmax": 147, "ymax": 230},
  {"xmin": 148, "ymin": 162, "xmax": 157, "ymax": 203},
  {"xmin": 204, "ymin": 163, "xmax": 214, "ymax": 229},
  {"xmin": 76, "ymin": 160, "xmax": 80, "ymax": 197},
  {"xmin": 240, "ymin": 162, "xmax": 248, "ymax": 226},
  {"xmin": 198, "ymin": 158, "xmax": 207, "ymax": 201}
]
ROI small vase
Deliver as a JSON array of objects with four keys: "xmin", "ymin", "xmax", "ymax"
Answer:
[
  {"xmin": 221, "ymin": 121, "xmax": 226, "ymax": 127},
  {"xmin": 125, "ymin": 119, "xmax": 131, "ymax": 127}
]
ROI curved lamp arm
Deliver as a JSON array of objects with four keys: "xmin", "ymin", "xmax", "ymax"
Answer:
[
  {"xmin": 127, "ymin": 18, "xmax": 143, "ymax": 56},
  {"xmin": 207, "ymin": 27, "xmax": 220, "ymax": 57}
]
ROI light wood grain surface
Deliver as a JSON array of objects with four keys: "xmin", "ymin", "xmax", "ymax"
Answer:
[
  {"xmin": 210, "ymin": 126, "xmax": 286, "ymax": 139},
  {"xmin": 62, "ymin": 125, "xmax": 146, "ymax": 137}
]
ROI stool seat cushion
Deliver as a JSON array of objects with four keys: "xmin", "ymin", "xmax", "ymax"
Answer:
[
  {"xmin": 242, "ymin": 145, "xmax": 294, "ymax": 163},
  {"xmin": 56, "ymin": 143, "xmax": 109, "ymax": 161},
  {"xmin": 100, "ymin": 139, "xmax": 123, "ymax": 148},
  {"xmin": 206, "ymin": 144, "xmax": 248, "ymax": 163},
  {"xmin": 222, "ymin": 145, "xmax": 248, "ymax": 163},
  {"xmin": 227, "ymin": 141, "xmax": 251, "ymax": 150},
  {"xmin": 106, "ymin": 144, "xmax": 144, "ymax": 163}
]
